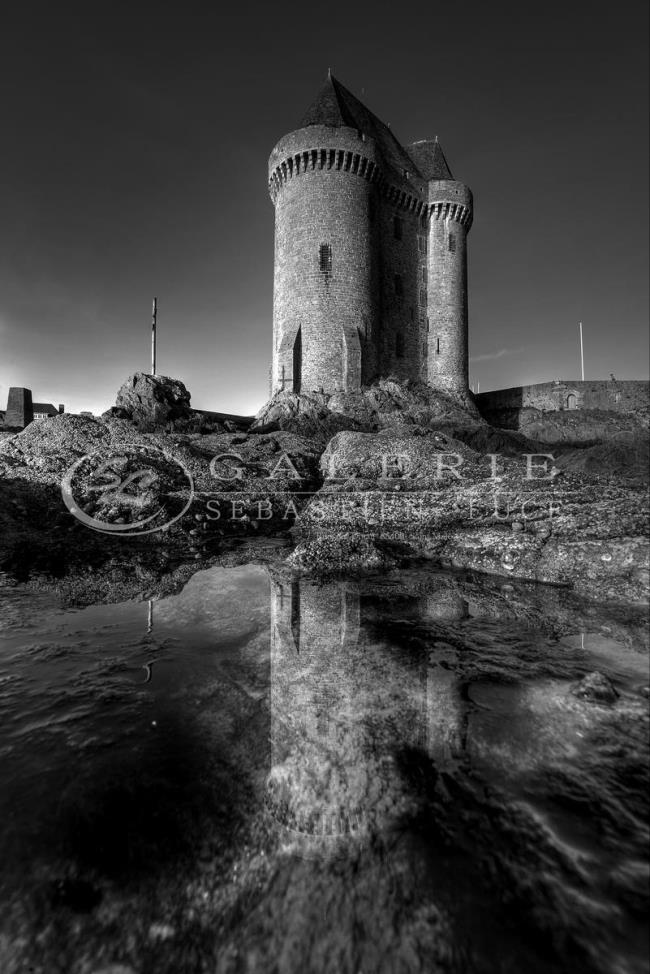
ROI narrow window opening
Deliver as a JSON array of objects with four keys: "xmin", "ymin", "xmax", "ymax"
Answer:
[
  {"xmin": 421, "ymin": 266, "xmax": 427, "ymax": 283},
  {"xmin": 419, "ymin": 287, "xmax": 427, "ymax": 306},
  {"xmin": 448, "ymin": 233, "xmax": 456, "ymax": 253},
  {"xmin": 436, "ymin": 338, "xmax": 440, "ymax": 355},
  {"xmin": 418, "ymin": 235, "xmax": 427, "ymax": 254},
  {"xmin": 319, "ymin": 243, "xmax": 332, "ymax": 279},
  {"xmin": 393, "ymin": 216, "xmax": 403, "ymax": 240}
]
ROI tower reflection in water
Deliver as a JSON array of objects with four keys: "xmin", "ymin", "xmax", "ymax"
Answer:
[{"xmin": 266, "ymin": 572, "xmax": 468, "ymax": 852}]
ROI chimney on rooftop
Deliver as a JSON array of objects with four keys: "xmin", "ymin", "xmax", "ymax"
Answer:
[{"xmin": 58, "ymin": 404, "xmax": 65, "ymax": 414}]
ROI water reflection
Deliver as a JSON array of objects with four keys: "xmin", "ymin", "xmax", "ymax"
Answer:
[
  {"xmin": 0, "ymin": 561, "xmax": 647, "ymax": 974},
  {"xmin": 266, "ymin": 572, "xmax": 511, "ymax": 849},
  {"xmin": 255, "ymin": 570, "xmax": 648, "ymax": 972},
  {"xmin": 269, "ymin": 575, "xmax": 428, "ymax": 841}
]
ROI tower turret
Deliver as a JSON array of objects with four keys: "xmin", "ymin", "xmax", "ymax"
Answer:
[
  {"xmin": 269, "ymin": 77, "xmax": 385, "ymax": 395},
  {"xmin": 410, "ymin": 140, "xmax": 473, "ymax": 394}
]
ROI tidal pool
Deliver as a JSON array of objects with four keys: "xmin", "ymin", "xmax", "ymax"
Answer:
[{"xmin": 0, "ymin": 560, "xmax": 648, "ymax": 974}]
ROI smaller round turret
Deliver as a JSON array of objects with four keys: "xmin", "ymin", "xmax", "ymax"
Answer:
[{"xmin": 410, "ymin": 138, "xmax": 473, "ymax": 396}]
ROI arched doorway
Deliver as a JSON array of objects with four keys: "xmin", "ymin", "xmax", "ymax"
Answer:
[
  {"xmin": 292, "ymin": 328, "xmax": 302, "ymax": 394},
  {"xmin": 566, "ymin": 393, "xmax": 577, "ymax": 410}
]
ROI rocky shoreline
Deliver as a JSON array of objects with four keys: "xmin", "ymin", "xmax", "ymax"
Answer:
[{"xmin": 0, "ymin": 373, "xmax": 648, "ymax": 609}]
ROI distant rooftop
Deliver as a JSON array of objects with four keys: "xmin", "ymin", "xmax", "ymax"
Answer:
[{"xmin": 32, "ymin": 403, "xmax": 59, "ymax": 415}]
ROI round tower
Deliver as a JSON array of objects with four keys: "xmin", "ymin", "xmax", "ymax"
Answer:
[
  {"xmin": 425, "ymin": 177, "xmax": 473, "ymax": 394},
  {"xmin": 268, "ymin": 123, "xmax": 379, "ymax": 396}
]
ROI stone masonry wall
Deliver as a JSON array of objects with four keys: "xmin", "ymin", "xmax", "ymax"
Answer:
[
  {"xmin": 377, "ymin": 196, "xmax": 422, "ymax": 382},
  {"xmin": 476, "ymin": 379, "xmax": 649, "ymax": 416}
]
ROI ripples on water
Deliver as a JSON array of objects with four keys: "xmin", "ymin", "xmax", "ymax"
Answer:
[{"xmin": 0, "ymin": 560, "xmax": 648, "ymax": 974}]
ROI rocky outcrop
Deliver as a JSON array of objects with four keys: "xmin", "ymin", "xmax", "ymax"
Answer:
[
  {"xmin": 251, "ymin": 379, "xmax": 485, "ymax": 442},
  {"xmin": 570, "ymin": 671, "xmax": 620, "ymax": 704},
  {"xmin": 0, "ymin": 414, "xmax": 323, "ymax": 581},
  {"xmin": 0, "ymin": 379, "xmax": 648, "ymax": 607},
  {"xmin": 289, "ymin": 425, "xmax": 649, "ymax": 602},
  {"xmin": 554, "ymin": 436, "xmax": 650, "ymax": 483},
  {"xmin": 103, "ymin": 373, "xmax": 192, "ymax": 430},
  {"xmin": 319, "ymin": 427, "xmax": 482, "ymax": 483}
]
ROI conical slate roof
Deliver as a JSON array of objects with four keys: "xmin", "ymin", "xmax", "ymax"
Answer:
[
  {"xmin": 407, "ymin": 139, "xmax": 454, "ymax": 180},
  {"xmin": 299, "ymin": 74, "xmax": 421, "ymax": 178}
]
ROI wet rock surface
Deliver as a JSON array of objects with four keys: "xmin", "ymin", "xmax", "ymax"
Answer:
[
  {"xmin": 0, "ymin": 559, "xmax": 647, "ymax": 974},
  {"xmin": 251, "ymin": 379, "xmax": 485, "ymax": 443},
  {"xmin": 570, "ymin": 670, "xmax": 620, "ymax": 703},
  {"xmin": 291, "ymin": 424, "xmax": 648, "ymax": 603}
]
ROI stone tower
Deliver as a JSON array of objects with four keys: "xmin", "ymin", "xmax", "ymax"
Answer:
[
  {"xmin": 410, "ymin": 140, "xmax": 473, "ymax": 395},
  {"xmin": 268, "ymin": 75, "xmax": 473, "ymax": 397}
]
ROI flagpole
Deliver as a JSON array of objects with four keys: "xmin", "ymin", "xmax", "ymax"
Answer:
[
  {"xmin": 151, "ymin": 298, "xmax": 157, "ymax": 376},
  {"xmin": 579, "ymin": 321, "xmax": 584, "ymax": 381}
]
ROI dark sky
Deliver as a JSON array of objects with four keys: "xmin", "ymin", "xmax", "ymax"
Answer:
[{"xmin": 1, "ymin": 0, "xmax": 647, "ymax": 415}]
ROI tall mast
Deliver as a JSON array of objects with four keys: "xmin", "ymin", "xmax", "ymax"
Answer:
[
  {"xmin": 579, "ymin": 321, "xmax": 584, "ymax": 381},
  {"xmin": 151, "ymin": 297, "xmax": 157, "ymax": 375}
]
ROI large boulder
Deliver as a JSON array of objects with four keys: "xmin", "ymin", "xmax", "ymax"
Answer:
[
  {"xmin": 319, "ymin": 427, "xmax": 481, "ymax": 483},
  {"xmin": 104, "ymin": 373, "xmax": 192, "ymax": 429},
  {"xmin": 570, "ymin": 671, "xmax": 619, "ymax": 704}
]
